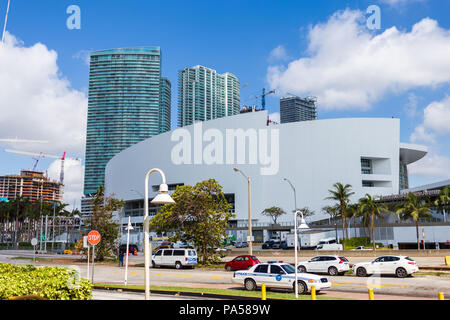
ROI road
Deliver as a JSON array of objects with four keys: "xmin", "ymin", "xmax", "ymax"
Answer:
[{"xmin": 1, "ymin": 250, "xmax": 448, "ymax": 300}]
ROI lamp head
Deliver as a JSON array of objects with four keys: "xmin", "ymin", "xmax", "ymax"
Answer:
[
  {"xmin": 233, "ymin": 168, "xmax": 239, "ymax": 172},
  {"xmin": 151, "ymin": 183, "xmax": 175, "ymax": 205}
]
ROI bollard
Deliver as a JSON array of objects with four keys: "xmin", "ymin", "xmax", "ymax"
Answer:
[
  {"xmin": 368, "ymin": 288, "xmax": 374, "ymax": 300},
  {"xmin": 261, "ymin": 283, "xmax": 266, "ymax": 300},
  {"xmin": 311, "ymin": 285, "xmax": 316, "ymax": 300},
  {"xmin": 438, "ymin": 292, "xmax": 444, "ymax": 300}
]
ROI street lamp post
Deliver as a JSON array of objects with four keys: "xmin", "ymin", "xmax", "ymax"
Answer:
[
  {"xmin": 234, "ymin": 168, "xmax": 253, "ymax": 255},
  {"xmin": 124, "ymin": 216, "xmax": 133, "ymax": 285},
  {"xmin": 144, "ymin": 168, "xmax": 175, "ymax": 300},
  {"xmin": 295, "ymin": 210, "xmax": 309, "ymax": 298}
]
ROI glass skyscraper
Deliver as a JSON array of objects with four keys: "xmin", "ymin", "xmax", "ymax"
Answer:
[
  {"xmin": 177, "ymin": 65, "xmax": 240, "ymax": 127},
  {"xmin": 83, "ymin": 47, "xmax": 171, "ymax": 195}
]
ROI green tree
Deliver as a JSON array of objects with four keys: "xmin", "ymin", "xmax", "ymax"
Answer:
[
  {"xmin": 358, "ymin": 194, "xmax": 389, "ymax": 250},
  {"xmin": 435, "ymin": 186, "xmax": 450, "ymax": 222},
  {"xmin": 261, "ymin": 206, "xmax": 286, "ymax": 225},
  {"xmin": 84, "ymin": 185, "xmax": 124, "ymax": 261},
  {"xmin": 149, "ymin": 179, "xmax": 233, "ymax": 265},
  {"xmin": 396, "ymin": 192, "xmax": 432, "ymax": 250},
  {"xmin": 325, "ymin": 183, "xmax": 355, "ymax": 250}
]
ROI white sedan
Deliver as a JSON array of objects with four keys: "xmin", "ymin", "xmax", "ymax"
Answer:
[
  {"xmin": 352, "ymin": 255, "xmax": 419, "ymax": 278},
  {"xmin": 232, "ymin": 261, "xmax": 332, "ymax": 294}
]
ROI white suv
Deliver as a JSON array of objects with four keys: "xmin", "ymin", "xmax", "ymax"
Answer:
[
  {"xmin": 297, "ymin": 255, "xmax": 350, "ymax": 276},
  {"xmin": 352, "ymin": 255, "xmax": 419, "ymax": 278}
]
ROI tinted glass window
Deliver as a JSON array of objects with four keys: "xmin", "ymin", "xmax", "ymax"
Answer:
[
  {"xmin": 339, "ymin": 257, "xmax": 349, "ymax": 262},
  {"xmin": 250, "ymin": 256, "xmax": 258, "ymax": 261},
  {"xmin": 155, "ymin": 250, "xmax": 162, "ymax": 256},
  {"xmin": 310, "ymin": 257, "xmax": 321, "ymax": 262},
  {"xmin": 326, "ymin": 257, "xmax": 336, "ymax": 261},
  {"xmin": 254, "ymin": 265, "xmax": 268, "ymax": 273},
  {"xmin": 163, "ymin": 250, "xmax": 173, "ymax": 256},
  {"xmin": 405, "ymin": 257, "xmax": 414, "ymax": 261},
  {"xmin": 173, "ymin": 250, "xmax": 184, "ymax": 256},
  {"xmin": 234, "ymin": 257, "xmax": 243, "ymax": 261},
  {"xmin": 390, "ymin": 257, "xmax": 400, "ymax": 261},
  {"xmin": 270, "ymin": 265, "xmax": 285, "ymax": 274},
  {"xmin": 281, "ymin": 264, "xmax": 295, "ymax": 274},
  {"xmin": 243, "ymin": 257, "xmax": 249, "ymax": 261}
]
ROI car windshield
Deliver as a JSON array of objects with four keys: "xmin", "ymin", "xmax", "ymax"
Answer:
[
  {"xmin": 339, "ymin": 257, "xmax": 349, "ymax": 262},
  {"xmin": 251, "ymin": 256, "xmax": 259, "ymax": 261},
  {"xmin": 281, "ymin": 264, "xmax": 296, "ymax": 274}
]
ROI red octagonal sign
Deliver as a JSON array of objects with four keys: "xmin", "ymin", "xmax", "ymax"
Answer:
[{"xmin": 88, "ymin": 230, "xmax": 101, "ymax": 246}]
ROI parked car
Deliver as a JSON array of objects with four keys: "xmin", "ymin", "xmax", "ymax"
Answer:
[
  {"xmin": 152, "ymin": 248, "xmax": 198, "ymax": 269},
  {"xmin": 232, "ymin": 261, "xmax": 332, "ymax": 294},
  {"xmin": 262, "ymin": 240, "xmax": 281, "ymax": 249},
  {"xmin": 297, "ymin": 255, "xmax": 350, "ymax": 276},
  {"xmin": 234, "ymin": 241, "xmax": 249, "ymax": 248},
  {"xmin": 119, "ymin": 244, "xmax": 139, "ymax": 255},
  {"xmin": 352, "ymin": 246, "xmax": 371, "ymax": 251},
  {"xmin": 352, "ymin": 255, "xmax": 419, "ymax": 278},
  {"xmin": 315, "ymin": 243, "xmax": 343, "ymax": 251},
  {"xmin": 215, "ymin": 247, "xmax": 232, "ymax": 253},
  {"xmin": 225, "ymin": 255, "xmax": 260, "ymax": 271}
]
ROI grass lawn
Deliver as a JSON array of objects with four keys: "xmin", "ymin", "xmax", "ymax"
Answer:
[{"xmin": 94, "ymin": 283, "xmax": 353, "ymax": 300}]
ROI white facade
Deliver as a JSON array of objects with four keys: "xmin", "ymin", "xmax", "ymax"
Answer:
[{"xmin": 105, "ymin": 111, "xmax": 427, "ymax": 227}]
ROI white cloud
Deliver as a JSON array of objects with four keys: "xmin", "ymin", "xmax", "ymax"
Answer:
[
  {"xmin": 73, "ymin": 49, "xmax": 91, "ymax": 66},
  {"xmin": 422, "ymin": 96, "xmax": 450, "ymax": 135},
  {"xmin": 268, "ymin": 45, "xmax": 289, "ymax": 62},
  {"xmin": 0, "ymin": 33, "xmax": 87, "ymax": 208},
  {"xmin": 404, "ymin": 93, "xmax": 419, "ymax": 118},
  {"xmin": 267, "ymin": 9, "xmax": 450, "ymax": 110},
  {"xmin": 410, "ymin": 96, "xmax": 450, "ymax": 143},
  {"xmin": 0, "ymin": 32, "xmax": 87, "ymax": 156},
  {"xmin": 408, "ymin": 153, "xmax": 450, "ymax": 180},
  {"xmin": 47, "ymin": 159, "xmax": 84, "ymax": 210}
]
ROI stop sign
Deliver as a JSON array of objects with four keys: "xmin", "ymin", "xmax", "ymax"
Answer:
[{"xmin": 87, "ymin": 230, "xmax": 101, "ymax": 246}]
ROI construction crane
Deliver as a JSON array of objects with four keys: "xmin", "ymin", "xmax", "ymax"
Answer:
[
  {"xmin": 2, "ymin": 0, "xmax": 11, "ymax": 44},
  {"xmin": 4, "ymin": 149, "xmax": 81, "ymax": 188},
  {"xmin": 0, "ymin": 138, "xmax": 48, "ymax": 144},
  {"xmin": 245, "ymin": 88, "xmax": 276, "ymax": 110}
]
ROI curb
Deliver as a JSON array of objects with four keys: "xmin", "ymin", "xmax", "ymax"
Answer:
[{"xmin": 93, "ymin": 285, "xmax": 285, "ymax": 300}]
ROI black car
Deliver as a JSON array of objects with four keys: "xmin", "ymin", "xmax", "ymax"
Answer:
[
  {"xmin": 262, "ymin": 240, "xmax": 275, "ymax": 249},
  {"xmin": 119, "ymin": 244, "xmax": 139, "ymax": 255}
]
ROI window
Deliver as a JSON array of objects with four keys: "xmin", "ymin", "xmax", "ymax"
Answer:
[
  {"xmin": 310, "ymin": 257, "xmax": 321, "ymax": 262},
  {"xmin": 163, "ymin": 250, "xmax": 173, "ymax": 256},
  {"xmin": 281, "ymin": 264, "xmax": 296, "ymax": 274},
  {"xmin": 234, "ymin": 257, "xmax": 243, "ymax": 261},
  {"xmin": 243, "ymin": 257, "xmax": 250, "ymax": 261},
  {"xmin": 270, "ymin": 265, "xmax": 285, "ymax": 274},
  {"xmin": 254, "ymin": 265, "xmax": 268, "ymax": 273},
  {"xmin": 339, "ymin": 257, "xmax": 349, "ymax": 262},
  {"xmin": 173, "ymin": 250, "xmax": 184, "ymax": 256},
  {"xmin": 188, "ymin": 250, "xmax": 196, "ymax": 256},
  {"xmin": 155, "ymin": 251, "xmax": 162, "ymax": 256}
]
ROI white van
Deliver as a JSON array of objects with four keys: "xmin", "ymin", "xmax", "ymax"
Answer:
[
  {"xmin": 152, "ymin": 248, "xmax": 198, "ymax": 269},
  {"xmin": 315, "ymin": 238, "xmax": 343, "ymax": 251}
]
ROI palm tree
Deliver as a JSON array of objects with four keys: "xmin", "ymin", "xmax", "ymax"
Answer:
[
  {"xmin": 346, "ymin": 203, "xmax": 360, "ymax": 238},
  {"xmin": 435, "ymin": 186, "xmax": 450, "ymax": 222},
  {"xmin": 396, "ymin": 193, "xmax": 432, "ymax": 250},
  {"xmin": 325, "ymin": 183, "xmax": 355, "ymax": 250},
  {"xmin": 359, "ymin": 194, "xmax": 389, "ymax": 250}
]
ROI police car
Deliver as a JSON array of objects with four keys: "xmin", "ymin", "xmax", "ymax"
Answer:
[{"xmin": 231, "ymin": 261, "xmax": 332, "ymax": 294}]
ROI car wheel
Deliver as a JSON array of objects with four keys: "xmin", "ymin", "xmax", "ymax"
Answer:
[
  {"xmin": 175, "ymin": 261, "xmax": 182, "ymax": 270},
  {"xmin": 294, "ymin": 281, "xmax": 308, "ymax": 295},
  {"xmin": 226, "ymin": 265, "xmax": 232, "ymax": 272},
  {"xmin": 328, "ymin": 266, "xmax": 338, "ymax": 276},
  {"xmin": 298, "ymin": 265, "xmax": 307, "ymax": 273},
  {"xmin": 244, "ymin": 279, "xmax": 257, "ymax": 291},
  {"xmin": 356, "ymin": 267, "xmax": 367, "ymax": 277},
  {"xmin": 396, "ymin": 267, "xmax": 408, "ymax": 278}
]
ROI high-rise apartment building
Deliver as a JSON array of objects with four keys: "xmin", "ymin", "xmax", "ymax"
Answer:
[
  {"xmin": 177, "ymin": 65, "xmax": 240, "ymax": 127},
  {"xmin": 280, "ymin": 95, "xmax": 317, "ymax": 124},
  {"xmin": 83, "ymin": 47, "xmax": 170, "ymax": 196}
]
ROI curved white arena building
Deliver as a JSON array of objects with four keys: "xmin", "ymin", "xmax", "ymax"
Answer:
[{"xmin": 104, "ymin": 111, "xmax": 427, "ymax": 244}]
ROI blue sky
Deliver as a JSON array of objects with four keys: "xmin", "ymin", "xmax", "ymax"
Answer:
[{"xmin": 0, "ymin": 0, "xmax": 449, "ymax": 207}]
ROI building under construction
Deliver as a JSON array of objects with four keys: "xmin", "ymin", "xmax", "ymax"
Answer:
[{"xmin": 0, "ymin": 170, "xmax": 62, "ymax": 203}]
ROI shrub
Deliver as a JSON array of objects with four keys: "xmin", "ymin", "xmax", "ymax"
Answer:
[{"xmin": 0, "ymin": 263, "xmax": 92, "ymax": 300}]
